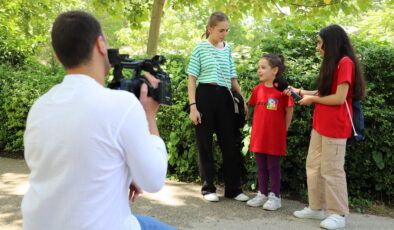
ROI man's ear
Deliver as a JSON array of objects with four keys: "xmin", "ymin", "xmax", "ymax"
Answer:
[{"xmin": 96, "ymin": 36, "xmax": 107, "ymax": 56}]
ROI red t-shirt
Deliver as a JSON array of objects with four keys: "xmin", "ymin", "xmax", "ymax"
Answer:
[
  {"xmin": 313, "ymin": 57, "xmax": 355, "ymax": 138},
  {"xmin": 248, "ymin": 83, "xmax": 294, "ymax": 156}
]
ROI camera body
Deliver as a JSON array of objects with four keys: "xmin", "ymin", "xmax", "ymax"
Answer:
[{"xmin": 107, "ymin": 48, "xmax": 172, "ymax": 105}]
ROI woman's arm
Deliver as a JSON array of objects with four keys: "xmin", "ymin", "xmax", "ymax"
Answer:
[
  {"xmin": 231, "ymin": 78, "xmax": 243, "ymax": 97},
  {"xmin": 231, "ymin": 78, "xmax": 248, "ymax": 115},
  {"xmin": 299, "ymin": 89, "xmax": 318, "ymax": 96},
  {"xmin": 299, "ymin": 83, "xmax": 349, "ymax": 106},
  {"xmin": 285, "ymin": 106, "xmax": 294, "ymax": 131},
  {"xmin": 188, "ymin": 75, "xmax": 197, "ymax": 105},
  {"xmin": 285, "ymin": 87, "xmax": 318, "ymax": 97},
  {"xmin": 188, "ymin": 75, "xmax": 202, "ymax": 124}
]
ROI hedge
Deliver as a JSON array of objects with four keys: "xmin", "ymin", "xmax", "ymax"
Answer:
[
  {"xmin": 0, "ymin": 62, "xmax": 64, "ymax": 151},
  {"xmin": 0, "ymin": 32, "xmax": 393, "ymax": 203}
]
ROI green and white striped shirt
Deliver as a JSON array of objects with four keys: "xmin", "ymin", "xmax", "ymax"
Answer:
[{"xmin": 187, "ymin": 40, "xmax": 237, "ymax": 88}]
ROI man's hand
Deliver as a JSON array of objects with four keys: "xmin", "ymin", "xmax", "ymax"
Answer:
[
  {"xmin": 139, "ymin": 73, "xmax": 160, "ymax": 136},
  {"xmin": 129, "ymin": 180, "xmax": 143, "ymax": 202},
  {"xmin": 139, "ymin": 73, "xmax": 160, "ymax": 115}
]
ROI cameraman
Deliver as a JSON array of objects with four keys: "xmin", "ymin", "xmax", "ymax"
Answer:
[{"xmin": 21, "ymin": 11, "xmax": 176, "ymax": 230}]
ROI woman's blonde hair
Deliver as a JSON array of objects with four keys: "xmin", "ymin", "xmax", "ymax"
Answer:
[{"xmin": 203, "ymin": 12, "xmax": 229, "ymax": 39}]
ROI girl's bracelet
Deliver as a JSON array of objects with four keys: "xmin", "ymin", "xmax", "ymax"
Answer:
[{"xmin": 189, "ymin": 102, "xmax": 196, "ymax": 107}]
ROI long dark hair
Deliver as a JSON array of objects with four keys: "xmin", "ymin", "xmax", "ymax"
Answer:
[
  {"xmin": 317, "ymin": 24, "xmax": 366, "ymax": 100},
  {"xmin": 202, "ymin": 12, "xmax": 229, "ymax": 39},
  {"xmin": 262, "ymin": 54, "xmax": 286, "ymax": 77}
]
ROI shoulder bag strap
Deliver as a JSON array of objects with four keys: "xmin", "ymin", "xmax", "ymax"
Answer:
[
  {"xmin": 340, "ymin": 57, "xmax": 357, "ymax": 137},
  {"xmin": 345, "ymin": 100, "xmax": 358, "ymax": 137}
]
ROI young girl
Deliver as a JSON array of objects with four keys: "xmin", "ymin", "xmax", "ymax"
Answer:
[
  {"xmin": 186, "ymin": 12, "xmax": 249, "ymax": 202},
  {"xmin": 290, "ymin": 24, "xmax": 366, "ymax": 230},
  {"xmin": 247, "ymin": 54, "xmax": 294, "ymax": 210}
]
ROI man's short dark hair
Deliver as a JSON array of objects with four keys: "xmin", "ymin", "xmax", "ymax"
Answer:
[{"xmin": 51, "ymin": 11, "xmax": 103, "ymax": 68}]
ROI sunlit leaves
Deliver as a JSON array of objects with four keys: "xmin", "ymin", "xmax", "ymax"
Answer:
[{"xmin": 93, "ymin": 0, "xmax": 153, "ymax": 29}]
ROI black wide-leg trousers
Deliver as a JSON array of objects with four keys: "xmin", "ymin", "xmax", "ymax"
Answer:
[{"xmin": 195, "ymin": 83, "xmax": 242, "ymax": 198}]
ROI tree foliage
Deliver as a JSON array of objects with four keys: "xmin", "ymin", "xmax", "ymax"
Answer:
[
  {"xmin": 90, "ymin": 0, "xmax": 378, "ymax": 55},
  {"xmin": 0, "ymin": 0, "xmax": 79, "ymax": 65},
  {"xmin": 352, "ymin": 0, "xmax": 394, "ymax": 43},
  {"xmin": 1, "ymin": 0, "xmax": 393, "ymax": 204},
  {"xmin": 1, "ymin": 0, "xmax": 384, "ymax": 60}
]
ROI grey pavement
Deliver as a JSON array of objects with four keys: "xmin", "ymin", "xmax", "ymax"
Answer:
[{"xmin": 1, "ymin": 157, "xmax": 393, "ymax": 230}]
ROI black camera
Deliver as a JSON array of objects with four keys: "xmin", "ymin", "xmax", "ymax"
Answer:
[{"xmin": 107, "ymin": 48, "xmax": 172, "ymax": 105}]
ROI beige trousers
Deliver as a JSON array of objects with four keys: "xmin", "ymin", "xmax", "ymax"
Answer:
[{"xmin": 306, "ymin": 129, "xmax": 349, "ymax": 215}]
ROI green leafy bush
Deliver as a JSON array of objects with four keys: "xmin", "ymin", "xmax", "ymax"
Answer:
[
  {"xmin": 157, "ymin": 32, "xmax": 394, "ymax": 202},
  {"xmin": 0, "ymin": 62, "xmax": 64, "ymax": 151},
  {"xmin": 156, "ymin": 55, "xmax": 201, "ymax": 181},
  {"xmin": 0, "ymin": 33, "xmax": 392, "ymax": 203},
  {"xmin": 238, "ymin": 31, "xmax": 394, "ymax": 202}
]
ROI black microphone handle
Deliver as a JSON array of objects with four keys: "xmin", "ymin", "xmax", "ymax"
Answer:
[{"xmin": 291, "ymin": 90, "xmax": 302, "ymax": 101}]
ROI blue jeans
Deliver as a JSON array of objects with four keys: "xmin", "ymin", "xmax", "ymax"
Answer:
[{"xmin": 134, "ymin": 214, "xmax": 177, "ymax": 230}]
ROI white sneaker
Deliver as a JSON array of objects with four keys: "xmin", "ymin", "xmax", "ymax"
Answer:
[
  {"xmin": 203, "ymin": 193, "xmax": 219, "ymax": 202},
  {"xmin": 293, "ymin": 207, "xmax": 325, "ymax": 220},
  {"xmin": 234, "ymin": 193, "xmax": 249, "ymax": 202},
  {"xmin": 246, "ymin": 191, "xmax": 267, "ymax": 207},
  {"xmin": 263, "ymin": 192, "xmax": 281, "ymax": 211},
  {"xmin": 320, "ymin": 214, "xmax": 346, "ymax": 229}
]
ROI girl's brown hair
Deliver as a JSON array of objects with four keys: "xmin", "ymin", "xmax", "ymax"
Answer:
[
  {"xmin": 203, "ymin": 12, "xmax": 229, "ymax": 39},
  {"xmin": 261, "ymin": 54, "xmax": 286, "ymax": 77}
]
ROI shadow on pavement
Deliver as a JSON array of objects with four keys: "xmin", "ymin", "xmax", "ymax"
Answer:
[{"xmin": 1, "ymin": 157, "xmax": 393, "ymax": 230}]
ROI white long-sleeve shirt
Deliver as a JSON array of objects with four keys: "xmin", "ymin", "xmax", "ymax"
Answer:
[{"xmin": 22, "ymin": 74, "xmax": 168, "ymax": 230}]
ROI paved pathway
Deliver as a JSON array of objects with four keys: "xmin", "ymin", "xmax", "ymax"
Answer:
[{"xmin": 1, "ymin": 157, "xmax": 393, "ymax": 229}]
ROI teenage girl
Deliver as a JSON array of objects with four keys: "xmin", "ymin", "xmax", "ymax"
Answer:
[
  {"xmin": 187, "ymin": 12, "xmax": 249, "ymax": 202},
  {"xmin": 289, "ymin": 24, "xmax": 366, "ymax": 230}
]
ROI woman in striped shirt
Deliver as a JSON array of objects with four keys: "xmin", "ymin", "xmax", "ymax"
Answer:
[{"xmin": 187, "ymin": 12, "xmax": 249, "ymax": 203}]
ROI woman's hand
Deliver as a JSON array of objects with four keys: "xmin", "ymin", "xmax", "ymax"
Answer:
[
  {"xmin": 243, "ymin": 100, "xmax": 248, "ymax": 116},
  {"xmin": 283, "ymin": 86, "xmax": 299, "ymax": 97},
  {"xmin": 298, "ymin": 95, "xmax": 316, "ymax": 106},
  {"xmin": 189, "ymin": 105, "xmax": 202, "ymax": 125}
]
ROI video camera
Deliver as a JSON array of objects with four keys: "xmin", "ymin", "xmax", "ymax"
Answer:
[{"xmin": 107, "ymin": 48, "xmax": 172, "ymax": 105}]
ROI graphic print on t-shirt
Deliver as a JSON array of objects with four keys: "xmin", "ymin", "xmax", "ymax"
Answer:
[{"xmin": 267, "ymin": 98, "xmax": 278, "ymax": 110}]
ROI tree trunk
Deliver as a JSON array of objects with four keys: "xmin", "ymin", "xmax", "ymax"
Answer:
[{"xmin": 146, "ymin": 0, "xmax": 165, "ymax": 55}]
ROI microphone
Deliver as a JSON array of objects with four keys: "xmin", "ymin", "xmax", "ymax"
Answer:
[{"xmin": 273, "ymin": 77, "xmax": 302, "ymax": 100}]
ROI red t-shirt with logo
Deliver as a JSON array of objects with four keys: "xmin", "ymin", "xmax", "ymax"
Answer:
[
  {"xmin": 313, "ymin": 57, "xmax": 355, "ymax": 138},
  {"xmin": 248, "ymin": 83, "xmax": 294, "ymax": 156}
]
